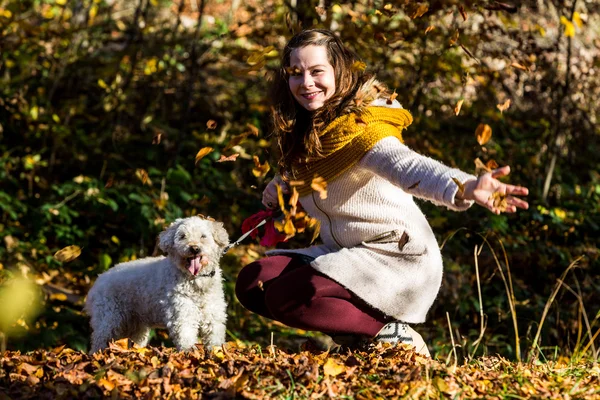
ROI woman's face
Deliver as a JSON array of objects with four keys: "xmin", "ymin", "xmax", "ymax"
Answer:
[{"xmin": 288, "ymin": 45, "xmax": 336, "ymax": 111}]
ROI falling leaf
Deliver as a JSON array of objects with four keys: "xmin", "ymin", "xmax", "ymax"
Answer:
[
  {"xmin": 323, "ymin": 358, "xmax": 345, "ymax": 376},
  {"xmin": 53, "ymin": 245, "xmax": 82, "ymax": 263},
  {"xmin": 311, "ymin": 176, "xmax": 328, "ymax": 199},
  {"xmin": 289, "ymin": 187, "xmax": 299, "ymax": 215},
  {"xmin": 374, "ymin": 32, "xmax": 387, "ymax": 43},
  {"xmin": 49, "ymin": 293, "xmax": 68, "ymax": 301},
  {"xmin": 486, "ymin": 159, "xmax": 499, "ymax": 170},
  {"xmin": 458, "ymin": 5, "xmax": 468, "ymax": 21},
  {"xmin": 454, "ymin": 99, "xmax": 464, "ymax": 116},
  {"xmin": 195, "ymin": 147, "xmax": 213, "ymax": 164},
  {"xmin": 474, "ymin": 158, "xmax": 492, "ymax": 176},
  {"xmin": 135, "ymin": 168, "xmax": 152, "ymax": 185},
  {"xmin": 386, "ymin": 90, "xmax": 398, "ymax": 105},
  {"xmin": 410, "ymin": 3, "xmax": 429, "ymax": 19},
  {"xmin": 315, "ymin": 6, "xmax": 326, "ymax": 16},
  {"xmin": 252, "ymin": 156, "xmax": 270, "ymax": 177},
  {"xmin": 560, "ymin": 16, "xmax": 575, "ymax": 37},
  {"xmin": 425, "ymin": 25, "xmax": 435, "ymax": 34},
  {"xmin": 246, "ymin": 123, "xmax": 259, "ymax": 137},
  {"xmin": 452, "ymin": 178, "xmax": 465, "ymax": 197},
  {"xmin": 30, "ymin": 106, "xmax": 39, "ymax": 120},
  {"xmin": 351, "ymin": 61, "xmax": 366, "ymax": 72},
  {"xmin": 497, "ymin": 99, "xmax": 511, "ymax": 113},
  {"xmin": 397, "ymin": 232, "xmax": 410, "ymax": 251},
  {"xmin": 475, "ymin": 123, "xmax": 492, "ymax": 146},
  {"xmin": 217, "ymin": 154, "xmax": 239, "ymax": 162},
  {"xmin": 257, "ymin": 280, "xmax": 264, "ymax": 291},
  {"xmin": 152, "ymin": 131, "xmax": 162, "ymax": 144},
  {"xmin": 489, "ymin": 191, "xmax": 508, "ymax": 212},
  {"xmin": 206, "ymin": 120, "xmax": 217, "ymax": 130}
]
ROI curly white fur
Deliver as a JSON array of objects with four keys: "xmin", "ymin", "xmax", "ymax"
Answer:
[{"xmin": 85, "ymin": 216, "xmax": 229, "ymax": 353}]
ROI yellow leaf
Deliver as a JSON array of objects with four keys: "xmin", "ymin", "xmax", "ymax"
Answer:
[
  {"xmin": 30, "ymin": 106, "xmax": 39, "ymax": 121},
  {"xmin": 135, "ymin": 168, "xmax": 152, "ymax": 185},
  {"xmin": 53, "ymin": 245, "xmax": 82, "ymax": 262},
  {"xmin": 252, "ymin": 156, "xmax": 270, "ymax": 178},
  {"xmin": 311, "ymin": 176, "xmax": 328, "ymax": 199},
  {"xmin": 425, "ymin": 25, "xmax": 435, "ymax": 34},
  {"xmin": 573, "ymin": 12, "xmax": 583, "ymax": 28},
  {"xmin": 454, "ymin": 99, "xmax": 464, "ymax": 116},
  {"xmin": 88, "ymin": 4, "xmax": 98, "ymax": 21},
  {"xmin": 283, "ymin": 218, "xmax": 296, "ymax": 236},
  {"xmin": 410, "ymin": 3, "xmax": 429, "ymax": 19},
  {"xmin": 98, "ymin": 79, "xmax": 108, "ymax": 89},
  {"xmin": 489, "ymin": 191, "xmax": 508, "ymax": 212},
  {"xmin": 351, "ymin": 61, "xmax": 366, "ymax": 72},
  {"xmin": 497, "ymin": 99, "xmax": 511, "ymax": 113},
  {"xmin": 49, "ymin": 293, "xmax": 67, "ymax": 301},
  {"xmin": 474, "ymin": 158, "xmax": 492, "ymax": 176},
  {"xmin": 560, "ymin": 16, "xmax": 575, "ymax": 37},
  {"xmin": 111, "ymin": 236, "xmax": 120, "ymax": 245},
  {"xmin": 323, "ymin": 358, "xmax": 345, "ymax": 377},
  {"xmin": 553, "ymin": 208, "xmax": 567, "ymax": 220},
  {"xmin": 475, "ymin": 123, "xmax": 492, "ymax": 146},
  {"xmin": 56, "ymin": 0, "xmax": 67, "ymax": 5},
  {"xmin": 195, "ymin": 147, "xmax": 213, "ymax": 164},
  {"xmin": 206, "ymin": 120, "xmax": 217, "ymax": 130}
]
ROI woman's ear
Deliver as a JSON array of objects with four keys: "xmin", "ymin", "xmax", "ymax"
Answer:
[
  {"xmin": 211, "ymin": 221, "xmax": 230, "ymax": 248},
  {"xmin": 158, "ymin": 219, "xmax": 182, "ymax": 254}
]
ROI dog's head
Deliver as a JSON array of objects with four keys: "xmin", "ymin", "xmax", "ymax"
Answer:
[{"xmin": 158, "ymin": 216, "xmax": 229, "ymax": 277}]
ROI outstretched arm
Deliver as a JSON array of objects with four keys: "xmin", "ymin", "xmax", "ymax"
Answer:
[{"xmin": 458, "ymin": 166, "xmax": 529, "ymax": 215}]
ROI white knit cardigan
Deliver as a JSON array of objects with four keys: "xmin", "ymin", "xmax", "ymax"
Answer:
[{"xmin": 267, "ymin": 99, "xmax": 476, "ymax": 323}]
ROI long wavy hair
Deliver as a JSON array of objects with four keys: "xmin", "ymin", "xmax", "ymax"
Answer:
[{"xmin": 269, "ymin": 29, "xmax": 384, "ymax": 178}]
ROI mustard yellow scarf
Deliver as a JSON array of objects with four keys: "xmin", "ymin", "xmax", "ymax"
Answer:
[{"xmin": 292, "ymin": 106, "xmax": 413, "ymax": 197}]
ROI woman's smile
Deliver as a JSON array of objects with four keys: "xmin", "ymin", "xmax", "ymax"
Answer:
[{"xmin": 288, "ymin": 45, "xmax": 336, "ymax": 111}]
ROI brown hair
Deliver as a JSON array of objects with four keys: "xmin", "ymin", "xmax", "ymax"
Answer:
[{"xmin": 269, "ymin": 29, "xmax": 381, "ymax": 178}]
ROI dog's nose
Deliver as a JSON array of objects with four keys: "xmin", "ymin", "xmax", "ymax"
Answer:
[{"xmin": 190, "ymin": 245, "xmax": 201, "ymax": 255}]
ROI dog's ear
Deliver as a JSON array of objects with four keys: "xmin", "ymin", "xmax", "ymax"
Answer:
[
  {"xmin": 210, "ymin": 221, "xmax": 229, "ymax": 248},
  {"xmin": 158, "ymin": 219, "xmax": 182, "ymax": 254}
]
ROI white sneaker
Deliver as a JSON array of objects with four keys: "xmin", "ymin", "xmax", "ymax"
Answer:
[{"xmin": 374, "ymin": 321, "xmax": 430, "ymax": 357}]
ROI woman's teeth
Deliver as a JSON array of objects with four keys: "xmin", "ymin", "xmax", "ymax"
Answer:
[{"xmin": 303, "ymin": 92, "xmax": 319, "ymax": 99}]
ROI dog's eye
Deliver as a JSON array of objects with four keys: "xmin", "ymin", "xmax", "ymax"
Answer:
[
  {"xmin": 178, "ymin": 233, "xmax": 186, "ymax": 240},
  {"xmin": 201, "ymin": 234, "xmax": 207, "ymax": 239}
]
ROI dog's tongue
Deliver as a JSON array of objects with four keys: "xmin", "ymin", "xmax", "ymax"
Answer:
[{"xmin": 188, "ymin": 256, "xmax": 210, "ymax": 275}]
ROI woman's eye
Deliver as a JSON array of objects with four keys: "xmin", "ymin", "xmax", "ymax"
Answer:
[{"xmin": 312, "ymin": 69, "xmax": 323, "ymax": 74}]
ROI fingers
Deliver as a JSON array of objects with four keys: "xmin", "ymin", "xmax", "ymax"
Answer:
[
  {"xmin": 491, "ymin": 165, "xmax": 511, "ymax": 179},
  {"xmin": 505, "ymin": 184, "xmax": 529, "ymax": 196}
]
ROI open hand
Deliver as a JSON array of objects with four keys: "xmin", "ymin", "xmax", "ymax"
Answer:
[{"xmin": 460, "ymin": 166, "xmax": 529, "ymax": 215}]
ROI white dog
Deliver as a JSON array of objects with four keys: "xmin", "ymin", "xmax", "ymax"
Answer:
[{"xmin": 85, "ymin": 216, "xmax": 229, "ymax": 353}]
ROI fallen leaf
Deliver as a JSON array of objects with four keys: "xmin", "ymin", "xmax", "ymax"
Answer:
[
  {"xmin": 560, "ymin": 16, "xmax": 575, "ymax": 37},
  {"xmin": 497, "ymin": 99, "xmax": 511, "ymax": 113},
  {"xmin": 475, "ymin": 123, "xmax": 492, "ymax": 146},
  {"xmin": 195, "ymin": 147, "xmax": 213, "ymax": 164},
  {"xmin": 454, "ymin": 99, "xmax": 464, "ymax": 116},
  {"xmin": 217, "ymin": 154, "xmax": 239, "ymax": 162},
  {"xmin": 323, "ymin": 358, "xmax": 345, "ymax": 377},
  {"xmin": 206, "ymin": 120, "xmax": 218, "ymax": 130},
  {"xmin": 53, "ymin": 245, "xmax": 82, "ymax": 263},
  {"xmin": 135, "ymin": 168, "xmax": 152, "ymax": 185}
]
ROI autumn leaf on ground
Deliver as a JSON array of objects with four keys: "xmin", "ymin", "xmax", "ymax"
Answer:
[
  {"xmin": 135, "ymin": 168, "xmax": 152, "ymax": 185},
  {"xmin": 489, "ymin": 191, "xmax": 508, "ymax": 212},
  {"xmin": 195, "ymin": 147, "xmax": 213, "ymax": 164},
  {"xmin": 454, "ymin": 99, "xmax": 464, "ymax": 116},
  {"xmin": 497, "ymin": 99, "xmax": 511, "ymax": 113},
  {"xmin": 475, "ymin": 123, "xmax": 492, "ymax": 146},
  {"xmin": 323, "ymin": 358, "xmax": 345, "ymax": 377},
  {"xmin": 252, "ymin": 156, "xmax": 270, "ymax": 178},
  {"xmin": 311, "ymin": 176, "xmax": 328, "ymax": 199},
  {"xmin": 410, "ymin": 3, "xmax": 429, "ymax": 19},
  {"xmin": 206, "ymin": 120, "xmax": 217, "ymax": 130},
  {"xmin": 475, "ymin": 158, "xmax": 492, "ymax": 176},
  {"xmin": 53, "ymin": 245, "xmax": 82, "ymax": 262},
  {"xmin": 217, "ymin": 154, "xmax": 239, "ymax": 162}
]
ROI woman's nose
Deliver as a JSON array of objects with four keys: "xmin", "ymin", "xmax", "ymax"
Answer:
[{"xmin": 300, "ymin": 74, "xmax": 314, "ymax": 88}]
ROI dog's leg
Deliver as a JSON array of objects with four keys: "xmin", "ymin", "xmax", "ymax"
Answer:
[{"xmin": 130, "ymin": 327, "xmax": 151, "ymax": 348}]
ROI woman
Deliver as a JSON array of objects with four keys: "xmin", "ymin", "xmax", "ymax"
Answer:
[{"xmin": 235, "ymin": 29, "xmax": 529, "ymax": 356}]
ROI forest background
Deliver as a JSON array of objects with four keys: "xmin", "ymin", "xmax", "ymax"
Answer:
[{"xmin": 1, "ymin": 0, "xmax": 600, "ymax": 397}]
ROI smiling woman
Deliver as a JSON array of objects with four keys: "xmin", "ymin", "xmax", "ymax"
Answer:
[
  {"xmin": 287, "ymin": 46, "xmax": 336, "ymax": 111},
  {"xmin": 235, "ymin": 29, "xmax": 529, "ymax": 357}
]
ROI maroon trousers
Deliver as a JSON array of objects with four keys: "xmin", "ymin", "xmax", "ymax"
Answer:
[{"xmin": 235, "ymin": 255, "xmax": 390, "ymax": 337}]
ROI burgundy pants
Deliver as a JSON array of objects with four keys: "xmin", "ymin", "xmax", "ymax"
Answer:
[{"xmin": 235, "ymin": 255, "xmax": 390, "ymax": 337}]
